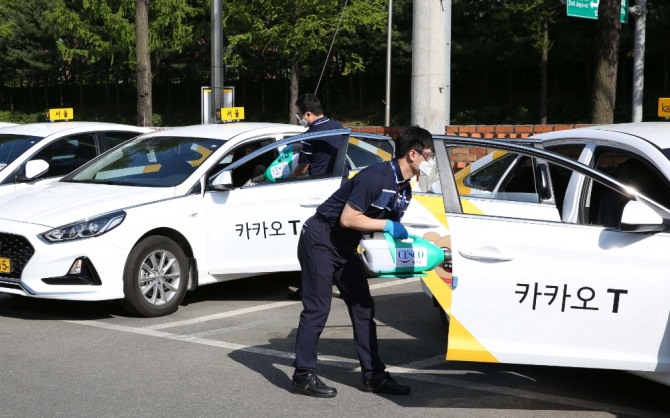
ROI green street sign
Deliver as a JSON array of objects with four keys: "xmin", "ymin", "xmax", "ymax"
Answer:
[{"xmin": 566, "ymin": 0, "xmax": 628, "ymax": 23}]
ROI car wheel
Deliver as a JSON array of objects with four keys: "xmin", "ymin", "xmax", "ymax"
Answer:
[{"xmin": 120, "ymin": 236, "xmax": 189, "ymax": 317}]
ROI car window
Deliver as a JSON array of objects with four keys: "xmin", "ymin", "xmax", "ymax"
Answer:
[
  {"xmin": 227, "ymin": 138, "xmax": 278, "ymax": 187},
  {"xmin": 432, "ymin": 149, "xmax": 541, "ymax": 203},
  {"xmin": 32, "ymin": 133, "xmax": 98, "ymax": 178},
  {"xmin": 346, "ymin": 136, "xmax": 393, "ymax": 170},
  {"xmin": 68, "ymin": 136, "xmax": 224, "ymax": 187},
  {"xmin": 585, "ymin": 152, "xmax": 670, "ymax": 226},
  {"xmin": 442, "ymin": 139, "xmax": 670, "ymax": 232},
  {"xmin": 223, "ymin": 134, "xmax": 349, "ymax": 188},
  {"xmin": 544, "ymin": 145, "xmax": 585, "ymax": 161},
  {"xmin": 104, "ymin": 131, "xmax": 143, "ymax": 149},
  {"xmin": 464, "ymin": 152, "xmax": 518, "ymax": 192},
  {"xmin": 0, "ymin": 134, "xmax": 42, "ymax": 168}
]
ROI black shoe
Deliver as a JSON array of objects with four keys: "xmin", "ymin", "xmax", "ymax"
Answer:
[
  {"xmin": 287, "ymin": 287, "xmax": 302, "ymax": 301},
  {"xmin": 291, "ymin": 373, "xmax": 337, "ymax": 398},
  {"xmin": 361, "ymin": 372, "xmax": 410, "ymax": 395}
]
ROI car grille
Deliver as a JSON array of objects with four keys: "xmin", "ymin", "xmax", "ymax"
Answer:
[{"xmin": 0, "ymin": 233, "xmax": 35, "ymax": 279}]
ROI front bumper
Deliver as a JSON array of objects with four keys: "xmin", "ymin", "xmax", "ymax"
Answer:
[{"xmin": 0, "ymin": 219, "xmax": 128, "ymax": 301}]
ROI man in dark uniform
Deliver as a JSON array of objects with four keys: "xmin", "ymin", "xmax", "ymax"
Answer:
[
  {"xmin": 288, "ymin": 93, "xmax": 346, "ymax": 301},
  {"xmin": 291, "ymin": 126, "xmax": 434, "ymax": 398},
  {"xmin": 293, "ymin": 93, "xmax": 344, "ymax": 177}
]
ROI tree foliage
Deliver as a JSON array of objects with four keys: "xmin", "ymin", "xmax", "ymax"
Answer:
[{"xmin": 0, "ymin": 0, "xmax": 667, "ymax": 125}]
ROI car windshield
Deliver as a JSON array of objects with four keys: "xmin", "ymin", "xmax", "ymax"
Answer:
[
  {"xmin": 67, "ymin": 136, "xmax": 224, "ymax": 187},
  {"xmin": 0, "ymin": 134, "xmax": 44, "ymax": 170}
]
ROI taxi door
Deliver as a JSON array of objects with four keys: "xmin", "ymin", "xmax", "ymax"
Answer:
[
  {"xmin": 427, "ymin": 136, "xmax": 670, "ymax": 374},
  {"xmin": 203, "ymin": 130, "xmax": 393, "ymax": 277}
]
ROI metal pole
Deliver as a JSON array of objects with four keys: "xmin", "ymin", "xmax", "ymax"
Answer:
[
  {"xmin": 444, "ymin": 0, "xmax": 452, "ymax": 127},
  {"xmin": 384, "ymin": 0, "xmax": 392, "ymax": 127},
  {"xmin": 631, "ymin": 0, "xmax": 646, "ymax": 122},
  {"xmin": 211, "ymin": 0, "xmax": 224, "ymax": 123},
  {"xmin": 411, "ymin": 0, "xmax": 446, "ymax": 134}
]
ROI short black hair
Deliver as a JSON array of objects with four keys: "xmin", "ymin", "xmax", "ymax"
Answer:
[
  {"xmin": 295, "ymin": 93, "xmax": 324, "ymax": 115},
  {"xmin": 394, "ymin": 126, "xmax": 433, "ymax": 158}
]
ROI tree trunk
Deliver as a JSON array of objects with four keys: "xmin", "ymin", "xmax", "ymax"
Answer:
[
  {"xmin": 539, "ymin": 19, "xmax": 549, "ymax": 124},
  {"xmin": 289, "ymin": 50, "xmax": 299, "ymax": 124},
  {"xmin": 136, "ymin": 0, "xmax": 153, "ymax": 127},
  {"xmin": 591, "ymin": 0, "xmax": 621, "ymax": 124}
]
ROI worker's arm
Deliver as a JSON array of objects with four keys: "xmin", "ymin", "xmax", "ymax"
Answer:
[
  {"xmin": 339, "ymin": 203, "xmax": 387, "ymax": 232},
  {"xmin": 291, "ymin": 164, "xmax": 309, "ymax": 177}
]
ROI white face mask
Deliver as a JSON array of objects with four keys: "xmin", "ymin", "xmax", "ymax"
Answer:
[
  {"xmin": 295, "ymin": 113, "xmax": 309, "ymax": 127},
  {"xmin": 419, "ymin": 159, "xmax": 434, "ymax": 176}
]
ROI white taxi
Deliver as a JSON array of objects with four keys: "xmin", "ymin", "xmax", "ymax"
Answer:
[
  {"xmin": 0, "ymin": 122, "xmax": 154, "ymax": 196},
  {"xmin": 0, "ymin": 123, "xmax": 392, "ymax": 317},
  {"xmin": 401, "ymin": 133, "xmax": 670, "ymax": 387}
]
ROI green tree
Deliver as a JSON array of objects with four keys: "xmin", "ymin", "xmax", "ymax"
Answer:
[
  {"xmin": 591, "ymin": 0, "xmax": 622, "ymax": 123},
  {"xmin": 500, "ymin": 1, "xmax": 563, "ymax": 124},
  {"xmin": 46, "ymin": 0, "xmax": 202, "ymax": 124},
  {"xmin": 0, "ymin": 0, "xmax": 60, "ymax": 111},
  {"xmin": 224, "ymin": 0, "xmax": 387, "ymax": 123}
]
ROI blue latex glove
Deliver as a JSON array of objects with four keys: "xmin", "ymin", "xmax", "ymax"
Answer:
[{"xmin": 383, "ymin": 219, "xmax": 409, "ymax": 239}]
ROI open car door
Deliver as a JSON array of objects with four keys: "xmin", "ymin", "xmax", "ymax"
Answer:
[{"xmin": 423, "ymin": 136, "xmax": 670, "ymax": 385}]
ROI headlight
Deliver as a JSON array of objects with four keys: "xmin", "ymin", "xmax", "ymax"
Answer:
[{"xmin": 40, "ymin": 211, "xmax": 126, "ymax": 243}]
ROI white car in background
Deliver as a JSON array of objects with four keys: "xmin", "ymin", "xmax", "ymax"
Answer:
[
  {"xmin": 0, "ymin": 122, "xmax": 154, "ymax": 196},
  {"xmin": 400, "ymin": 126, "xmax": 670, "ymax": 387},
  {"xmin": 0, "ymin": 123, "xmax": 393, "ymax": 317}
]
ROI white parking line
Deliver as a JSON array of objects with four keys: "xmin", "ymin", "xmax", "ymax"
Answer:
[
  {"xmin": 143, "ymin": 300, "xmax": 299, "ymax": 330},
  {"xmin": 144, "ymin": 277, "xmax": 420, "ymax": 331},
  {"xmin": 63, "ymin": 318, "xmax": 661, "ymax": 418}
]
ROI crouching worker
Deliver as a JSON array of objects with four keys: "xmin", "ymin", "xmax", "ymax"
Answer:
[{"xmin": 291, "ymin": 125, "xmax": 434, "ymax": 398}]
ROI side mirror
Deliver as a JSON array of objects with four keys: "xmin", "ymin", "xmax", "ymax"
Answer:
[
  {"xmin": 24, "ymin": 159, "xmax": 49, "ymax": 180},
  {"xmin": 620, "ymin": 200, "xmax": 666, "ymax": 233},
  {"xmin": 211, "ymin": 170, "xmax": 234, "ymax": 191}
]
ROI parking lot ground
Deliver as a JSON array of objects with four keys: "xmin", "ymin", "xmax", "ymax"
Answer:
[{"xmin": 0, "ymin": 273, "xmax": 667, "ymax": 418}]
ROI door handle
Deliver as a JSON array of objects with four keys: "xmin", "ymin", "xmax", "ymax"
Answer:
[
  {"xmin": 458, "ymin": 247, "xmax": 514, "ymax": 262},
  {"xmin": 405, "ymin": 222, "xmax": 442, "ymax": 228},
  {"xmin": 299, "ymin": 197, "xmax": 325, "ymax": 207}
]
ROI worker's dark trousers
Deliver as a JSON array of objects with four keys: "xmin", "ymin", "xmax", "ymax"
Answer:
[{"xmin": 293, "ymin": 215, "xmax": 385, "ymax": 381}]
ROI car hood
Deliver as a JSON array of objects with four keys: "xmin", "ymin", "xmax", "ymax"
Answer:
[{"xmin": 0, "ymin": 182, "xmax": 176, "ymax": 228}]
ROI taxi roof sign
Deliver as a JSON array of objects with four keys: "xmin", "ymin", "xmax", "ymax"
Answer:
[
  {"xmin": 48, "ymin": 108, "xmax": 74, "ymax": 122},
  {"xmin": 219, "ymin": 106, "xmax": 245, "ymax": 122},
  {"xmin": 659, "ymin": 98, "xmax": 670, "ymax": 118}
]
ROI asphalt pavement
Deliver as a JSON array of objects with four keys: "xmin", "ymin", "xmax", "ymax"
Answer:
[{"xmin": 0, "ymin": 272, "xmax": 667, "ymax": 418}]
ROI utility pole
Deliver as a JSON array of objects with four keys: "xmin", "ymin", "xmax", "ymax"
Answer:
[
  {"xmin": 385, "ymin": 0, "xmax": 392, "ymax": 127},
  {"xmin": 411, "ymin": 0, "xmax": 446, "ymax": 134},
  {"xmin": 211, "ymin": 0, "xmax": 224, "ymax": 123},
  {"xmin": 631, "ymin": 0, "xmax": 647, "ymax": 122},
  {"xmin": 444, "ymin": 0, "xmax": 452, "ymax": 126}
]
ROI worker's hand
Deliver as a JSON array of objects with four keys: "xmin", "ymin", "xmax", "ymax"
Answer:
[{"xmin": 383, "ymin": 220, "xmax": 408, "ymax": 239}]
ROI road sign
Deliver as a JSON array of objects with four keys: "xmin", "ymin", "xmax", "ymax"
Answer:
[
  {"xmin": 659, "ymin": 98, "xmax": 670, "ymax": 118},
  {"xmin": 566, "ymin": 0, "xmax": 628, "ymax": 23}
]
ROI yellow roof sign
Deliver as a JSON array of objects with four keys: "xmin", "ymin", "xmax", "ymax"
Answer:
[
  {"xmin": 220, "ymin": 106, "xmax": 245, "ymax": 122},
  {"xmin": 659, "ymin": 98, "xmax": 670, "ymax": 118},
  {"xmin": 48, "ymin": 108, "xmax": 74, "ymax": 122}
]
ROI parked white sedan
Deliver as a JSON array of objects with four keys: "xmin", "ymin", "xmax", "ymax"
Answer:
[
  {"xmin": 0, "ymin": 123, "xmax": 392, "ymax": 317},
  {"xmin": 401, "ymin": 127, "xmax": 670, "ymax": 387},
  {"xmin": 0, "ymin": 122, "xmax": 154, "ymax": 196}
]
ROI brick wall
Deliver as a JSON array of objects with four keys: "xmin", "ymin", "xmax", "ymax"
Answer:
[{"xmin": 350, "ymin": 124, "xmax": 591, "ymax": 170}]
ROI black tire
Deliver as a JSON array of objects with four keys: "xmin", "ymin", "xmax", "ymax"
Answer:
[{"xmin": 120, "ymin": 236, "xmax": 189, "ymax": 317}]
